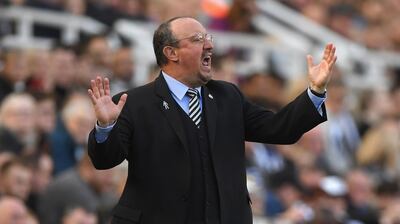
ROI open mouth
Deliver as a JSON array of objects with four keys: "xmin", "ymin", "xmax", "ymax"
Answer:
[{"xmin": 202, "ymin": 55, "xmax": 212, "ymax": 67}]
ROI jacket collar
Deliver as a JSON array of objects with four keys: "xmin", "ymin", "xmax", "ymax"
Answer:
[{"xmin": 154, "ymin": 73, "xmax": 218, "ymax": 154}]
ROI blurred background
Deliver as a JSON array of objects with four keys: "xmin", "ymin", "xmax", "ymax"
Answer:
[{"xmin": 0, "ymin": 0, "xmax": 399, "ymax": 223}]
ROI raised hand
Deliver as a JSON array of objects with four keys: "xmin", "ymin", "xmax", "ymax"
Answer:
[
  {"xmin": 88, "ymin": 76, "xmax": 127, "ymax": 127},
  {"xmin": 307, "ymin": 43, "xmax": 337, "ymax": 93}
]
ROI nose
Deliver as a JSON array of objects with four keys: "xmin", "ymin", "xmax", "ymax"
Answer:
[{"xmin": 203, "ymin": 38, "xmax": 213, "ymax": 50}]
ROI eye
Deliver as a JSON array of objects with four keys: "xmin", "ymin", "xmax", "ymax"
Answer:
[{"xmin": 192, "ymin": 34, "xmax": 203, "ymax": 42}]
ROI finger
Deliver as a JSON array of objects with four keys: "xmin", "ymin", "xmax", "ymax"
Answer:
[
  {"xmin": 327, "ymin": 46, "xmax": 336, "ymax": 63},
  {"xmin": 104, "ymin": 77, "xmax": 111, "ymax": 96},
  {"xmin": 323, "ymin": 43, "xmax": 332, "ymax": 61},
  {"xmin": 91, "ymin": 79, "xmax": 100, "ymax": 98},
  {"xmin": 87, "ymin": 89, "xmax": 97, "ymax": 105},
  {"xmin": 117, "ymin": 93, "xmax": 128, "ymax": 110},
  {"xmin": 96, "ymin": 76, "xmax": 105, "ymax": 96},
  {"xmin": 307, "ymin": 55, "xmax": 313, "ymax": 70},
  {"xmin": 328, "ymin": 56, "xmax": 337, "ymax": 71}
]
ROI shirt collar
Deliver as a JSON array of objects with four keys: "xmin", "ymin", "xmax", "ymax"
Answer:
[{"xmin": 162, "ymin": 71, "xmax": 201, "ymax": 100}]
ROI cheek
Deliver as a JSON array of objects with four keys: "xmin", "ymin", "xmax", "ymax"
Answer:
[{"xmin": 181, "ymin": 48, "xmax": 202, "ymax": 65}]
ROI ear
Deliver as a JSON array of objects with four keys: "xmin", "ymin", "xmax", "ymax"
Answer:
[{"xmin": 163, "ymin": 46, "xmax": 179, "ymax": 63}]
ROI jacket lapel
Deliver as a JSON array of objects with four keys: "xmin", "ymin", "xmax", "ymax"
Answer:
[
  {"xmin": 203, "ymin": 85, "xmax": 217, "ymax": 151},
  {"xmin": 154, "ymin": 74, "xmax": 189, "ymax": 153}
]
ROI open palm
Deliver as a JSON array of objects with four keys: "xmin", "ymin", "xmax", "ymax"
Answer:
[
  {"xmin": 88, "ymin": 76, "xmax": 127, "ymax": 127},
  {"xmin": 307, "ymin": 43, "xmax": 337, "ymax": 93}
]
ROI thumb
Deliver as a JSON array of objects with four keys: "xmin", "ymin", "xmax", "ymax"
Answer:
[{"xmin": 117, "ymin": 93, "xmax": 128, "ymax": 111}]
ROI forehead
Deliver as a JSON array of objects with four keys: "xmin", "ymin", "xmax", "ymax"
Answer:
[
  {"xmin": 7, "ymin": 164, "xmax": 31, "ymax": 174},
  {"xmin": 170, "ymin": 18, "xmax": 206, "ymax": 38}
]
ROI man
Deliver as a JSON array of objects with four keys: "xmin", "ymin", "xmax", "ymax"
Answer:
[
  {"xmin": 38, "ymin": 154, "xmax": 116, "ymax": 224},
  {"xmin": 87, "ymin": 16, "xmax": 337, "ymax": 224},
  {"xmin": 50, "ymin": 93, "xmax": 95, "ymax": 174},
  {"xmin": 0, "ymin": 50, "xmax": 30, "ymax": 103},
  {"xmin": 0, "ymin": 158, "xmax": 33, "ymax": 201},
  {"xmin": 110, "ymin": 47, "xmax": 136, "ymax": 96},
  {"xmin": 0, "ymin": 93, "xmax": 37, "ymax": 155}
]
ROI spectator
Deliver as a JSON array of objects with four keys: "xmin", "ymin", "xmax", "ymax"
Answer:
[
  {"xmin": 328, "ymin": 3, "xmax": 357, "ymax": 39},
  {"xmin": 26, "ymin": 50, "xmax": 54, "ymax": 94},
  {"xmin": 345, "ymin": 169, "xmax": 379, "ymax": 224},
  {"xmin": 264, "ymin": 176, "xmax": 305, "ymax": 219},
  {"xmin": 27, "ymin": 153, "xmax": 53, "ymax": 214},
  {"xmin": 33, "ymin": 93, "xmax": 56, "ymax": 154},
  {"xmin": 49, "ymin": 46, "xmax": 78, "ymax": 109},
  {"xmin": 38, "ymin": 153, "xmax": 117, "ymax": 224},
  {"xmin": 76, "ymin": 52, "xmax": 98, "ymax": 90},
  {"xmin": 0, "ymin": 50, "xmax": 30, "ymax": 103},
  {"xmin": 319, "ymin": 73, "xmax": 360, "ymax": 176},
  {"xmin": 81, "ymin": 35, "xmax": 113, "ymax": 78},
  {"xmin": 50, "ymin": 92, "xmax": 95, "ymax": 174},
  {"xmin": 0, "ymin": 158, "xmax": 33, "ymax": 201},
  {"xmin": 360, "ymin": 0, "xmax": 385, "ymax": 26},
  {"xmin": 0, "ymin": 93, "xmax": 37, "ymax": 155},
  {"xmin": 357, "ymin": 87, "xmax": 400, "ymax": 182},
  {"xmin": 110, "ymin": 46, "xmax": 136, "ymax": 95}
]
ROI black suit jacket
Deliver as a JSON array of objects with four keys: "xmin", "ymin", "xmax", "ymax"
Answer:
[{"xmin": 88, "ymin": 74, "xmax": 327, "ymax": 224}]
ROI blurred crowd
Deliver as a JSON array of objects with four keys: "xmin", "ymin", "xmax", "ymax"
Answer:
[
  {"xmin": 0, "ymin": 0, "xmax": 259, "ymax": 33},
  {"xmin": 280, "ymin": 0, "xmax": 400, "ymax": 51},
  {"xmin": 0, "ymin": 0, "xmax": 400, "ymax": 224}
]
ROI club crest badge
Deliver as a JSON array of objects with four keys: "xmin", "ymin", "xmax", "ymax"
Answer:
[{"xmin": 163, "ymin": 101, "xmax": 169, "ymax": 110}]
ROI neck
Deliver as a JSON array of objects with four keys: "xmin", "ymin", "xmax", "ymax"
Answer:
[{"xmin": 162, "ymin": 67, "xmax": 199, "ymax": 88}]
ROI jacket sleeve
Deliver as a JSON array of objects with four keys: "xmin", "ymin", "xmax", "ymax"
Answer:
[
  {"xmin": 87, "ymin": 93, "xmax": 133, "ymax": 169},
  {"xmin": 241, "ymin": 87, "xmax": 327, "ymax": 144}
]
